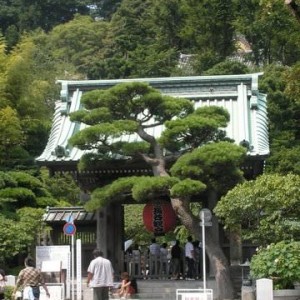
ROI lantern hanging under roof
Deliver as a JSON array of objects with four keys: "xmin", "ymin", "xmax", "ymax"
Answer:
[{"xmin": 143, "ymin": 199, "xmax": 177, "ymax": 236}]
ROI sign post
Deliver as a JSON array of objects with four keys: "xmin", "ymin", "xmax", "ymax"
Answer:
[
  {"xmin": 63, "ymin": 219, "xmax": 77, "ymax": 300},
  {"xmin": 76, "ymin": 239, "xmax": 82, "ymax": 300},
  {"xmin": 199, "ymin": 208, "xmax": 212, "ymax": 295}
]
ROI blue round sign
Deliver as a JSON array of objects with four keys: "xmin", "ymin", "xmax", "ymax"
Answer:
[{"xmin": 63, "ymin": 222, "xmax": 76, "ymax": 236}]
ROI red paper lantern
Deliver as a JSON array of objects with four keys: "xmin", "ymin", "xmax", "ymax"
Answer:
[{"xmin": 143, "ymin": 200, "xmax": 177, "ymax": 236}]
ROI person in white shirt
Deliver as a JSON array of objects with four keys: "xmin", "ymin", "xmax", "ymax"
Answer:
[
  {"xmin": 87, "ymin": 249, "xmax": 114, "ymax": 300},
  {"xmin": 160, "ymin": 243, "xmax": 169, "ymax": 276},
  {"xmin": 185, "ymin": 236, "xmax": 195, "ymax": 280},
  {"xmin": 149, "ymin": 238, "xmax": 160, "ymax": 276},
  {"xmin": 149, "ymin": 238, "xmax": 160, "ymax": 255}
]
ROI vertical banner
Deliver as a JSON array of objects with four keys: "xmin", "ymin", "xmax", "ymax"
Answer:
[
  {"xmin": 63, "ymin": 218, "xmax": 77, "ymax": 300},
  {"xmin": 76, "ymin": 239, "xmax": 82, "ymax": 300}
]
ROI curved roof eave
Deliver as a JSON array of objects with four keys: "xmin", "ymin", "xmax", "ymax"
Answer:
[{"xmin": 36, "ymin": 73, "xmax": 269, "ymax": 165}]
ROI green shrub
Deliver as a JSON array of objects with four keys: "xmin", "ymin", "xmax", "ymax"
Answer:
[
  {"xmin": 4, "ymin": 285, "xmax": 14, "ymax": 300},
  {"xmin": 250, "ymin": 241, "xmax": 300, "ymax": 289}
]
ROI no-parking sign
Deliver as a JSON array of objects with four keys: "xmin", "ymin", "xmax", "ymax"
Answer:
[{"xmin": 63, "ymin": 222, "xmax": 76, "ymax": 236}]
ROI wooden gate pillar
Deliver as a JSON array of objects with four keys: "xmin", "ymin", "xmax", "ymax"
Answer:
[{"xmin": 96, "ymin": 203, "xmax": 124, "ymax": 276}]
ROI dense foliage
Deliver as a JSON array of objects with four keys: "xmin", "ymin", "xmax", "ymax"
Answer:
[
  {"xmin": 0, "ymin": 1, "xmax": 298, "ymax": 172},
  {"xmin": 69, "ymin": 81, "xmax": 247, "ymax": 298},
  {"xmin": 250, "ymin": 241, "xmax": 300, "ymax": 289},
  {"xmin": 0, "ymin": 0, "xmax": 299, "ymax": 292},
  {"xmin": 215, "ymin": 172, "xmax": 300, "ymax": 291},
  {"xmin": 0, "ymin": 169, "xmax": 81, "ymax": 269},
  {"xmin": 0, "ymin": 171, "xmax": 53, "ymax": 265},
  {"xmin": 215, "ymin": 173, "xmax": 300, "ymax": 245}
]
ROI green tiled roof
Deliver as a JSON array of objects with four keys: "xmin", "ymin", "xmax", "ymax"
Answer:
[{"xmin": 36, "ymin": 74, "xmax": 268, "ymax": 164}]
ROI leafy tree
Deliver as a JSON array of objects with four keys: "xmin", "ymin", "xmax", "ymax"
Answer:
[
  {"xmin": 98, "ymin": 0, "xmax": 238, "ymax": 78},
  {"xmin": 285, "ymin": 62, "xmax": 300, "ymax": 105},
  {"xmin": 0, "ymin": 37, "xmax": 8, "ymax": 103},
  {"xmin": 260, "ymin": 64, "xmax": 300, "ymax": 174},
  {"xmin": 178, "ymin": 0, "xmax": 235, "ymax": 72},
  {"xmin": 250, "ymin": 240, "xmax": 300, "ymax": 289},
  {"xmin": 4, "ymin": 25, "xmax": 20, "ymax": 52},
  {"xmin": 42, "ymin": 173, "xmax": 81, "ymax": 206},
  {"xmin": 5, "ymin": 37, "xmax": 53, "ymax": 116},
  {"xmin": 285, "ymin": 0, "xmax": 300, "ymax": 22},
  {"xmin": 0, "ymin": 35, "xmax": 63, "ymax": 165},
  {"xmin": 0, "ymin": 170, "xmax": 59, "ymax": 266},
  {"xmin": 0, "ymin": 208, "xmax": 45, "ymax": 264},
  {"xmin": 124, "ymin": 204, "xmax": 158, "ymax": 246},
  {"xmin": 90, "ymin": 0, "xmax": 122, "ymax": 20},
  {"xmin": 233, "ymin": 0, "xmax": 300, "ymax": 66},
  {"xmin": 171, "ymin": 0, "xmax": 238, "ymax": 75},
  {"xmin": 0, "ymin": 106, "xmax": 23, "ymax": 146},
  {"xmin": 93, "ymin": 0, "xmax": 180, "ymax": 78},
  {"xmin": 69, "ymin": 82, "xmax": 247, "ymax": 299},
  {"xmin": 0, "ymin": 0, "xmax": 91, "ymax": 44},
  {"xmin": 203, "ymin": 60, "xmax": 250, "ymax": 75},
  {"xmin": 151, "ymin": 0, "xmax": 185, "ymax": 50},
  {"xmin": 0, "ymin": 106, "xmax": 25, "ymax": 168},
  {"xmin": 46, "ymin": 14, "xmax": 109, "ymax": 79},
  {"xmin": 214, "ymin": 173, "xmax": 300, "ymax": 245},
  {"xmin": 0, "ymin": 171, "xmax": 57, "ymax": 211}
]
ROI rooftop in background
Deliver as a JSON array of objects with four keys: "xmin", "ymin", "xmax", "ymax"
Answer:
[
  {"xmin": 36, "ymin": 74, "xmax": 268, "ymax": 166},
  {"xmin": 43, "ymin": 206, "xmax": 96, "ymax": 223}
]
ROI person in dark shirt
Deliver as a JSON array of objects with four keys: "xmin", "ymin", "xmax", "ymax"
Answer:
[
  {"xmin": 185, "ymin": 236, "xmax": 195, "ymax": 280},
  {"xmin": 170, "ymin": 240, "xmax": 182, "ymax": 280}
]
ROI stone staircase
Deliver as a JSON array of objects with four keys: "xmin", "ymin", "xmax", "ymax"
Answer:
[{"xmin": 83, "ymin": 279, "xmax": 218, "ymax": 300}]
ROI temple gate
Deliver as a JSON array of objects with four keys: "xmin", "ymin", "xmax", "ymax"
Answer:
[{"xmin": 36, "ymin": 74, "xmax": 268, "ymax": 275}]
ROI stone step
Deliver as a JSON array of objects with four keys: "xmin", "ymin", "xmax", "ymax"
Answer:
[{"xmin": 83, "ymin": 279, "xmax": 218, "ymax": 300}]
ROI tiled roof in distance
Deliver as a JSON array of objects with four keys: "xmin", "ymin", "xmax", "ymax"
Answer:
[{"xmin": 43, "ymin": 207, "xmax": 96, "ymax": 223}]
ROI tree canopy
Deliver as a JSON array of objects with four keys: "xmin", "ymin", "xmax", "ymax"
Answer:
[
  {"xmin": 260, "ymin": 64, "xmax": 300, "ymax": 175},
  {"xmin": 0, "ymin": 170, "xmax": 55, "ymax": 264},
  {"xmin": 0, "ymin": 0, "xmax": 298, "ymax": 296},
  {"xmin": 69, "ymin": 81, "xmax": 247, "ymax": 299},
  {"xmin": 215, "ymin": 173, "xmax": 300, "ymax": 245}
]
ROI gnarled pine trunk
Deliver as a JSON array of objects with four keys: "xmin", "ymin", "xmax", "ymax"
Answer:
[
  {"xmin": 171, "ymin": 196, "xmax": 234, "ymax": 300},
  {"xmin": 151, "ymin": 154, "xmax": 234, "ymax": 299}
]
